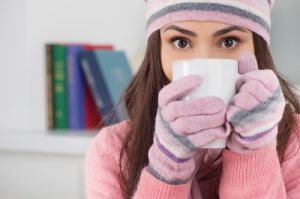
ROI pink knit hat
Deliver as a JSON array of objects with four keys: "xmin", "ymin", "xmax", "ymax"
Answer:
[{"xmin": 145, "ymin": 0, "xmax": 275, "ymax": 44}]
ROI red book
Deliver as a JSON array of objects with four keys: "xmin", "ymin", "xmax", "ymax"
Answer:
[
  {"xmin": 83, "ymin": 80, "xmax": 102, "ymax": 129},
  {"xmin": 84, "ymin": 44, "xmax": 113, "ymax": 51},
  {"xmin": 83, "ymin": 44, "xmax": 114, "ymax": 130}
]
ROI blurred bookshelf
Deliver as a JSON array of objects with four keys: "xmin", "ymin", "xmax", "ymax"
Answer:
[{"xmin": 0, "ymin": 0, "xmax": 146, "ymax": 135}]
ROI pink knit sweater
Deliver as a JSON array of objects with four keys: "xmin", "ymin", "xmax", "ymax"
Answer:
[{"xmin": 85, "ymin": 114, "xmax": 300, "ymax": 198}]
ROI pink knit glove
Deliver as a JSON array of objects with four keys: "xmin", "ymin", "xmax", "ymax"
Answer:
[
  {"xmin": 226, "ymin": 52, "xmax": 286, "ymax": 153},
  {"xmin": 147, "ymin": 75, "xmax": 231, "ymax": 185}
]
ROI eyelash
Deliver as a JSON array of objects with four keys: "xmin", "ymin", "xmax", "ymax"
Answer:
[
  {"xmin": 218, "ymin": 36, "xmax": 241, "ymax": 48},
  {"xmin": 169, "ymin": 37, "xmax": 192, "ymax": 48},
  {"xmin": 169, "ymin": 35, "xmax": 242, "ymax": 49}
]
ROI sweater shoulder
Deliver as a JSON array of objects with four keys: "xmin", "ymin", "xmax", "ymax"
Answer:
[
  {"xmin": 84, "ymin": 121, "xmax": 130, "ymax": 198},
  {"xmin": 284, "ymin": 114, "xmax": 300, "ymax": 159},
  {"xmin": 88, "ymin": 120, "xmax": 130, "ymax": 158},
  {"xmin": 281, "ymin": 114, "xmax": 300, "ymax": 179},
  {"xmin": 94, "ymin": 120, "xmax": 130, "ymax": 146}
]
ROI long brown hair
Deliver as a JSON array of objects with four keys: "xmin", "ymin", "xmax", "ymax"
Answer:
[{"xmin": 117, "ymin": 30, "xmax": 300, "ymax": 199}]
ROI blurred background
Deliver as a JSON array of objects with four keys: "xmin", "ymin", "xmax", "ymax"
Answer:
[{"xmin": 0, "ymin": 0, "xmax": 299, "ymax": 199}]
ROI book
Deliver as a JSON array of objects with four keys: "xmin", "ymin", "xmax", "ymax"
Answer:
[
  {"xmin": 79, "ymin": 51, "xmax": 116, "ymax": 126},
  {"xmin": 67, "ymin": 45, "xmax": 85, "ymax": 129},
  {"xmin": 83, "ymin": 79, "xmax": 102, "ymax": 129},
  {"xmin": 52, "ymin": 44, "xmax": 68, "ymax": 129},
  {"xmin": 93, "ymin": 50, "xmax": 132, "ymax": 121},
  {"xmin": 84, "ymin": 44, "xmax": 113, "ymax": 51},
  {"xmin": 46, "ymin": 44, "xmax": 54, "ymax": 129},
  {"xmin": 82, "ymin": 44, "xmax": 113, "ymax": 129}
]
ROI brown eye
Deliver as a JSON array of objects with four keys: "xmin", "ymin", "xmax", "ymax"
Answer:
[
  {"xmin": 220, "ymin": 37, "xmax": 240, "ymax": 49},
  {"xmin": 172, "ymin": 38, "xmax": 191, "ymax": 49}
]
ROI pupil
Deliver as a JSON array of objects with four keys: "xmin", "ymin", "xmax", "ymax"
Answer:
[
  {"xmin": 179, "ymin": 40, "xmax": 187, "ymax": 48},
  {"xmin": 224, "ymin": 39, "xmax": 233, "ymax": 47}
]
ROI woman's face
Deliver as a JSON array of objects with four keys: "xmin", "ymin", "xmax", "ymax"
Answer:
[{"xmin": 160, "ymin": 20, "xmax": 255, "ymax": 80}]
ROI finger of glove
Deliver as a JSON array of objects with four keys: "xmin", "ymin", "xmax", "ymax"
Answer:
[
  {"xmin": 238, "ymin": 79, "xmax": 274, "ymax": 103},
  {"xmin": 227, "ymin": 128, "xmax": 277, "ymax": 153},
  {"xmin": 162, "ymin": 96, "xmax": 225, "ymax": 122},
  {"xmin": 169, "ymin": 107, "xmax": 226, "ymax": 135},
  {"xmin": 230, "ymin": 91, "xmax": 260, "ymax": 112},
  {"xmin": 186, "ymin": 123, "xmax": 231, "ymax": 148},
  {"xmin": 158, "ymin": 75, "xmax": 202, "ymax": 108},
  {"xmin": 236, "ymin": 70, "xmax": 279, "ymax": 93},
  {"xmin": 238, "ymin": 51, "xmax": 258, "ymax": 74},
  {"xmin": 226, "ymin": 104, "xmax": 245, "ymax": 129},
  {"xmin": 230, "ymin": 101, "xmax": 285, "ymax": 135},
  {"xmin": 227, "ymin": 99, "xmax": 277, "ymax": 133},
  {"xmin": 227, "ymin": 97, "xmax": 285, "ymax": 134},
  {"xmin": 155, "ymin": 114, "xmax": 195, "ymax": 159}
]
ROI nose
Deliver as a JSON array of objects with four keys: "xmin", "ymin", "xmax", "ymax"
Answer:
[{"xmin": 194, "ymin": 44, "xmax": 217, "ymax": 59}]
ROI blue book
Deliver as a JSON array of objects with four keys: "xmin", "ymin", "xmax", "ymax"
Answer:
[
  {"xmin": 67, "ymin": 45, "xmax": 85, "ymax": 129},
  {"xmin": 93, "ymin": 50, "xmax": 132, "ymax": 121},
  {"xmin": 79, "ymin": 51, "xmax": 115, "ymax": 125}
]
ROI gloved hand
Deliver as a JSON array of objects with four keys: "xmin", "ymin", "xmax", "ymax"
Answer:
[
  {"xmin": 226, "ymin": 52, "xmax": 286, "ymax": 154},
  {"xmin": 147, "ymin": 75, "xmax": 231, "ymax": 185}
]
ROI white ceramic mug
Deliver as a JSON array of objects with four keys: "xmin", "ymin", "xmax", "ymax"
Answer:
[{"xmin": 172, "ymin": 58, "xmax": 240, "ymax": 148}]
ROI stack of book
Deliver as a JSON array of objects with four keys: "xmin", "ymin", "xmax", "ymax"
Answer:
[{"xmin": 46, "ymin": 43, "xmax": 132, "ymax": 133}]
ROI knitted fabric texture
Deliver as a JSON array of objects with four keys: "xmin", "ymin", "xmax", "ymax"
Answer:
[
  {"xmin": 147, "ymin": 75, "xmax": 231, "ymax": 185},
  {"xmin": 145, "ymin": 0, "xmax": 275, "ymax": 44}
]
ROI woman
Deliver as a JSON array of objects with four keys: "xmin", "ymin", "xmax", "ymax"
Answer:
[{"xmin": 85, "ymin": 0, "xmax": 300, "ymax": 198}]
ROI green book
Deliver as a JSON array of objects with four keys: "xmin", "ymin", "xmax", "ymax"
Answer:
[
  {"xmin": 46, "ymin": 44, "xmax": 54, "ymax": 129},
  {"xmin": 52, "ymin": 44, "xmax": 68, "ymax": 129}
]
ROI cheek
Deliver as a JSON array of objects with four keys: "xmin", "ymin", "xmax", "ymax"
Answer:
[
  {"xmin": 218, "ymin": 40, "xmax": 255, "ymax": 60},
  {"xmin": 239, "ymin": 40, "xmax": 255, "ymax": 54},
  {"xmin": 236, "ymin": 35, "xmax": 255, "ymax": 57}
]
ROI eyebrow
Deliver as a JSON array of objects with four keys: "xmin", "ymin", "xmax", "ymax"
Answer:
[
  {"xmin": 163, "ymin": 25, "xmax": 197, "ymax": 37},
  {"xmin": 163, "ymin": 25, "xmax": 247, "ymax": 37},
  {"xmin": 213, "ymin": 25, "xmax": 247, "ymax": 37}
]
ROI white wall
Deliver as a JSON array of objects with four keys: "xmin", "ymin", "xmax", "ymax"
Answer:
[
  {"xmin": 0, "ymin": 151, "xmax": 85, "ymax": 199},
  {"xmin": 271, "ymin": 1, "xmax": 300, "ymax": 84},
  {"xmin": 0, "ymin": 1, "xmax": 30, "ymax": 131}
]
